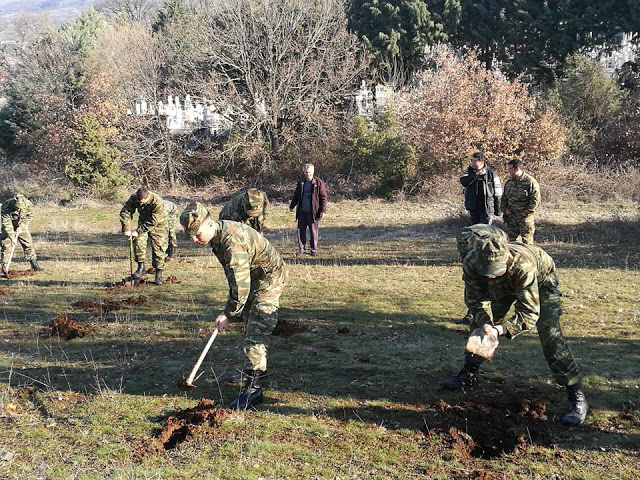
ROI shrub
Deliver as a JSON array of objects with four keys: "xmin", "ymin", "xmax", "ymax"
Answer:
[
  {"xmin": 65, "ymin": 113, "xmax": 129, "ymax": 197},
  {"xmin": 549, "ymin": 54, "xmax": 628, "ymax": 158},
  {"xmin": 400, "ymin": 45, "xmax": 567, "ymax": 182},
  {"xmin": 337, "ymin": 111, "xmax": 417, "ymax": 198}
]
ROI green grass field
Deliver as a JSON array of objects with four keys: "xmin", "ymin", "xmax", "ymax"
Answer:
[{"xmin": 0, "ymin": 198, "xmax": 638, "ymax": 479}]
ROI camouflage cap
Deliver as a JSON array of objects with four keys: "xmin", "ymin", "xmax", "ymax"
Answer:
[
  {"xmin": 180, "ymin": 202, "xmax": 210, "ymax": 236},
  {"xmin": 456, "ymin": 224, "xmax": 506, "ymax": 258},
  {"xmin": 244, "ymin": 188, "xmax": 264, "ymax": 216},
  {"xmin": 475, "ymin": 234, "xmax": 509, "ymax": 277}
]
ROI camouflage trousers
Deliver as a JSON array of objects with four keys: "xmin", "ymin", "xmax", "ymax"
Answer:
[
  {"xmin": 504, "ymin": 213, "xmax": 536, "ymax": 245},
  {"xmin": 167, "ymin": 227, "xmax": 177, "ymax": 250},
  {"xmin": 1, "ymin": 228, "xmax": 37, "ymax": 263},
  {"xmin": 466, "ymin": 283, "xmax": 582, "ymax": 387},
  {"xmin": 241, "ymin": 265, "xmax": 286, "ymax": 371},
  {"xmin": 135, "ymin": 225, "xmax": 168, "ymax": 269}
]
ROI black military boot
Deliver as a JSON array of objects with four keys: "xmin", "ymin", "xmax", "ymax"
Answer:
[
  {"xmin": 229, "ymin": 370, "xmax": 265, "ymax": 410},
  {"xmin": 166, "ymin": 245, "xmax": 175, "ymax": 259},
  {"xmin": 441, "ymin": 363, "xmax": 480, "ymax": 391},
  {"xmin": 29, "ymin": 259, "xmax": 43, "ymax": 271},
  {"xmin": 455, "ymin": 311, "xmax": 473, "ymax": 325},
  {"xmin": 154, "ymin": 269, "xmax": 163, "ymax": 285},
  {"xmin": 133, "ymin": 262, "xmax": 145, "ymax": 278},
  {"xmin": 561, "ymin": 385, "xmax": 589, "ymax": 426},
  {"xmin": 228, "ymin": 367, "xmax": 254, "ymax": 385}
]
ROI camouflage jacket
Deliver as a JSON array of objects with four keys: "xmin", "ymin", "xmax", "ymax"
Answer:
[
  {"xmin": 218, "ymin": 190, "xmax": 269, "ymax": 232},
  {"xmin": 456, "ymin": 224, "xmax": 506, "ymax": 258},
  {"xmin": 1, "ymin": 194, "xmax": 33, "ymax": 233},
  {"xmin": 463, "ymin": 243, "xmax": 558, "ymax": 338},
  {"xmin": 120, "ymin": 191, "xmax": 167, "ymax": 234},
  {"xmin": 500, "ymin": 172, "xmax": 541, "ymax": 217},
  {"xmin": 208, "ymin": 221, "xmax": 284, "ymax": 318},
  {"xmin": 164, "ymin": 200, "xmax": 178, "ymax": 227}
]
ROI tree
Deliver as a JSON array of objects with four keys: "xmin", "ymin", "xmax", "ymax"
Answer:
[
  {"xmin": 347, "ymin": 0, "xmax": 446, "ymax": 84},
  {"xmin": 401, "ymin": 45, "xmax": 566, "ymax": 184},
  {"xmin": 549, "ymin": 54, "xmax": 627, "ymax": 155},
  {"xmin": 0, "ymin": 10, "xmax": 107, "ymax": 168},
  {"xmin": 95, "ymin": 0, "xmax": 163, "ymax": 24},
  {"xmin": 65, "ymin": 113, "xmax": 129, "ymax": 195},
  {"xmin": 338, "ymin": 111, "xmax": 417, "ymax": 197},
  {"xmin": 443, "ymin": 0, "xmax": 640, "ymax": 83},
  {"xmin": 189, "ymin": 0, "xmax": 366, "ymax": 173}
]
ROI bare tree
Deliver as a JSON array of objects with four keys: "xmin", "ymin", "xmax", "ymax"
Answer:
[
  {"xmin": 188, "ymin": 0, "xmax": 366, "ymax": 172},
  {"xmin": 94, "ymin": 0, "xmax": 163, "ymax": 24}
]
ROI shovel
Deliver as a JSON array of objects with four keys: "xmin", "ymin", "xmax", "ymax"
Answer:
[{"xmin": 177, "ymin": 328, "xmax": 219, "ymax": 391}]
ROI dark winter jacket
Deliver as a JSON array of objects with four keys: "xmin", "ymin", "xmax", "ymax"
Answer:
[
  {"xmin": 460, "ymin": 166, "xmax": 502, "ymax": 216},
  {"xmin": 289, "ymin": 176, "xmax": 328, "ymax": 222}
]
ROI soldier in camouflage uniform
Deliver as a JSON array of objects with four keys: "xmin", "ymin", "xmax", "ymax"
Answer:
[
  {"xmin": 1, "ymin": 194, "xmax": 43, "ymax": 274},
  {"xmin": 218, "ymin": 188, "xmax": 269, "ymax": 233},
  {"xmin": 180, "ymin": 202, "xmax": 286, "ymax": 409},
  {"xmin": 454, "ymin": 224, "xmax": 505, "ymax": 324},
  {"xmin": 500, "ymin": 159, "xmax": 541, "ymax": 244},
  {"xmin": 442, "ymin": 230, "xmax": 588, "ymax": 426},
  {"xmin": 164, "ymin": 200, "xmax": 178, "ymax": 259},
  {"xmin": 120, "ymin": 187, "xmax": 167, "ymax": 285}
]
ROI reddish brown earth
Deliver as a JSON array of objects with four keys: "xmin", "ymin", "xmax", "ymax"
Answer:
[
  {"xmin": 71, "ymin": 295, "xmax": 150, "ymax": 313},
  {"xmin": 164, "ymin": 275, "xmax": 181, "ymax": 284},
  {"xmin": 272, "ymin": 318, "xmax": 308, "ymax": 337},
  {"xmin": 421, "ymin": 398, "xmax": 550, "ymax": 459},
  {"xmin": 3, "ymin": 269, "xmax": 36, "ymax": 279},
  {"xmin": 44, "ymin": 314, "xmax": 93, "ymax": 340},
  {"xmin": 132, "ymin": 399, "xmax": 230, "ymax": 457},
  {"xmin": 0, "ymin": 286, "xmax": 10, "ymax": 295}
]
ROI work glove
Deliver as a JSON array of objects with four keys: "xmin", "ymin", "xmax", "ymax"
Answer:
[
  {"xmin": 465, "ymin": 324, "xmax": 500, "ymax": 359},
  {"xmin": 124, "ymin": 231, "xmax": 139, "ymax": 239}
]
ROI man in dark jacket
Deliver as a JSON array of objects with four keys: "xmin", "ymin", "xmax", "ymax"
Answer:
[
  {"xmin": 289, "ymin": 163, "xmax": 328, "ymax": 256},
  {"xmin": 460, "ymin": 152, "xmax": 502, "ymax": 225}
]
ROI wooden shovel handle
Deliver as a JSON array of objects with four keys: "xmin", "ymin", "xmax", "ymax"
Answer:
[{"xmin": 186, "ymin": 328, "xmax": 219, "ymax": 385}]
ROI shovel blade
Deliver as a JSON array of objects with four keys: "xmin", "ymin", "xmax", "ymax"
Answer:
[{"xmin": 177, "ymin": 375, "xmax": 195, "ymax": 391}]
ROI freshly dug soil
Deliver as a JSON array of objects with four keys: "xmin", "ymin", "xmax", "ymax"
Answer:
[
  {"xmin": 72, "ymin": 295, "xmax": 150, "ymax": 313},
  {"xmin": 422, "ymin": 398, "xmax": 550, "ymax": 459},
  {"xmin": 0, "ymin": 286, "xmax": 10, "ymax": 295},
  {"xmin": 2, "ymin": 269, "xmax": 36, "ymax": 279},
  {"xmin": 44, "ymin": 314, "xmax": 93, "ymax": 340},
  {"xmin": 154, "ymin": 399, "xmax": 229, "ymax": 450},
  {"xmin": 163, "ymin": 275, "xmax": 181, "ymax": 284},
  {"xmin": 272, "ymin": 318, "xmax": 308, "ymax": 337}
]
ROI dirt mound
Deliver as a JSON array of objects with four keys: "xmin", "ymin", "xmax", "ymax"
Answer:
[
  {"xmin": 422, "ymin": 398, "xmax": 550, "ymax": 459},
  {"xmin": 72, "ymin": 295, "xmax": 150, "ymax": 313},
  {"xmin": 2, "ymin": 269, "xmax": 36, "ymax": 279},
  {"xmin": 0, "ymin": 286, "xmax": 10, "ymax": 295},
  {"xmin": 44, "ymin": 314, "xmax": 93, "ymax": 340},
  {"xmin": 272, "ymin": 318, "xmax": 308, "ymax": 337},
  {"xmin": 106, "ymin": 276, "xmax": 150, "ymax": 289},
  {"xmin": 154, "ymin": 399, "xmax": 229, "ymax": 450},
  {"xmin": 164, "ymin": 275, "xmax": 181, "ymax": 284}
]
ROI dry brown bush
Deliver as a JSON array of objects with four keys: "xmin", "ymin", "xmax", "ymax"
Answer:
[{"xmin": 400, "ymin": 45, "xmax": 567, "ymax": 177}]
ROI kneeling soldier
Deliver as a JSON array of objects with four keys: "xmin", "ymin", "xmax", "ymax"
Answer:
[
  {"xmin": 180, "ymin": 202, "xmax": 286, "ymax": 409},
  {"xmin": 442, "ymin": 230, "xmax": 588, "ymax": 426},
  {"xmin": 218, "ymin": 188, "xmax": 269, "ymax": 233}
]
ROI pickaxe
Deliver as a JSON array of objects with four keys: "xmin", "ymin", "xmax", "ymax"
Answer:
[{"xmin": 177, "ymin": 328, "xmax": 219, "ymax": 391}]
